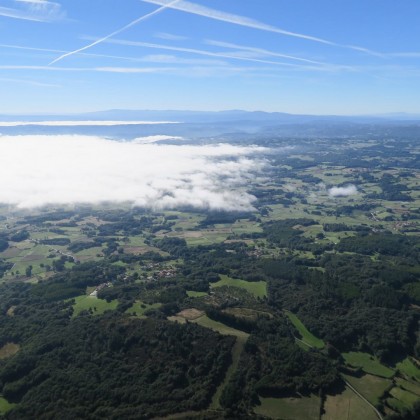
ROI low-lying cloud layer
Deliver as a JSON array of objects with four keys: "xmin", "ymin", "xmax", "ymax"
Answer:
[
  {"xmin": 328, "ymin": 185, "xmax": 358, "ymax": 197},
  {"xmin": 0, "ymin": 135, "xmax": 266, "ymax": 210}
]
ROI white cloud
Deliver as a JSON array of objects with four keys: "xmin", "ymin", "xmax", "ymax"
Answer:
[
  {"xmin": 0, "ymin": 0, "xmax": 63, "ymax": 22},
  {"xmin": 328, "ymin": 185, "xmax": 358, "ymax": 197},
  {"xmin": 132, "ymin": 135, "xmax": 183, "ymax": 144},
  {"xmin": 154, "ymin": 32, "xmax": 188, "ymax": 41},
  {"xmin": 0, "ymin": 135, "xmax": 266, "ymax": 211}
]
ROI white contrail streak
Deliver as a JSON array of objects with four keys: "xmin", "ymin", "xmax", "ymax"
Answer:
[
  {"xmin": 97, "ymin": 38, "xmax": 330, "ymax": 70},
  {"xmin": 142, "ymin": 0, "xmax": 383, "ymax": 56},
  {"xmin": 49, "ymin": 0, "xmax": 180, "ymax": 65},
  {"xmin": 142, "ymin": 0, "xmax": 335, "ymax": 45}
]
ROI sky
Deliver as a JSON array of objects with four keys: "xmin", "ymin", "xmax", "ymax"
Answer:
[{"xmin": 1, "ymin": 0, "xmax": 420, "ymax": 115}]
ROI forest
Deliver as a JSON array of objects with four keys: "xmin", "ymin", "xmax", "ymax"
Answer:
[{"xmin": 0, "ymin": 134, "xmax": 419, "ymax": 419}]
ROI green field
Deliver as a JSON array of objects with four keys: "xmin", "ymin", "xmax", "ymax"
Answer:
[
  {"xmin": 342, "ymin": 352, "xmax": 395, "ymax": 378},
  {"xmin": 210, "ymin": 275, "xmax": 267, "ymax": 299},
  {"xmin": 0, "ymin": 397, "xmax": 15, "ymax": 415},
  {"xmin": 192, "ymin": 315, "xmax": 249, "ymax": 339},
  {"xmin": 387, "ymin": 397, "xmax": 407, "ymax": 412},
  {"xmin": 186, "ymin": 290, "xmax": 208, "ymax": 298},
  {"xmin": 388, "ymin": 386, "xmax": 419, "ymax": 410},
  {"xmin": 343, "ymin": 373, "xmax": 391, "ymax": 406},
  {"xmin": 190, "ymin": 314, "xmax": 249, "ymax": 410},
  {"xmin": 72, "ymin": 295, "xmax": 118, "ymax": 317},
  {"xmin": 396, "ymin": 357, "xmax": 420, "ymax": 380},
  {"xmin": 322, "ymin": 387, "xmax": 378, "ymax": 420},
  {"xmin": 125, "ymin": 300, "xmax": 161, "ymax": 317},
  {"xmin": 254, "ymin": 395, "xmax": 321, "ymax": 419},
  {"xmin": 284, "ymin": 310, "xmax": 325, "ymax": 349},
  {"xmin": 395, "ymin": 378, "xmax": 420, "ymax": 396}
]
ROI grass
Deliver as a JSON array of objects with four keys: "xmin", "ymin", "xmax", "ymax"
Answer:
[
  {"xmin": 395, "ymin": 377, "xmax": 420, "ymax": 396},
  {"xmin": 192, "ymin": 315, "xmax": 249, "ymax": 339},
  {"xmin": 186, "ymin": 290, "xmax": 208, "ymax": 298},
  {"xmin": 389, "ymin": 386, "xmax": 419, "ymax": 409},
  {"xmin": 210, "ymin": 335, "xmax": 247, "ymax": 410},
  {"xmin": 0, "ymin": 343, "xmax": 20, "ymax": 360},
  {"xmin": 284, "ymin": 310, "xmax": 325, "ymax": 349},
  {"xmin": 254, "ymin": 395, "xmax": 321, "ymax": 420},
  {"xmin": 190, "ymin": 314, "xmax": 249, "ymax": 410},
  {"xmin": 0, "ymin": 397, "xmax": 15, "ymax": 415},
  {"xmin": 343, "ymin": 373, "xmax": 391, "ymax": 406},
  {"xmin": 396, "ymin": 357, "xmax": 420, "ymax": 381},
  {"xmin": 125, "ymin": 300, "xmax": 161, "ymax": 317},
  {"xmin": 387, "ymin": 397, "xmax": 408, "ymax": 412},
  {"xmin": 322, "ymin": 386, "xmax": 378, "ymax": 420},
  {"xmin": 342, "ymin": 352, "xmax": 395, "ymax": 378},
  {"xmin": 210, "ymin": 275, "xmax": 267, "ymax": 299},
  {"xmin": 72, "ymin": 295, "xmax": 118, "ymax": 317},
  {"xmin": 222, "ymin": 307, "xmax": 273, "ymax": 321}
]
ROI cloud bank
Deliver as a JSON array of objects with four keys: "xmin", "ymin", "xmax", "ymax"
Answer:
[
  {"xmin": 0, "ymin": 135, "xmax": 266, "ymax": 210},
  {"xmin": 328, "ymin": 185, "xmax": 358, "ymax": 197}
]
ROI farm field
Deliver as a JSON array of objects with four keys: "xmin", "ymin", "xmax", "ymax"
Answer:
[
  {"xmin": 396, "ymin": 357, "xmax": 420, "ymax": 381},
  {"xmin": 254, "ymin": 395, "xmax": 321, "ymax": 419},
  {"xmin": 125, "ymin": 300, "xmax": 162, "ymax": 317},
  {"xmin": 343, "ymin": 373, "xmax": 391, "ymax": 406},
  {"xmin": 322, "ymin": 386, "xmax": 378, "ymax": 420},
  {"xmin": 284, "ymin": 310, "xmax": 325, "ymax": 349},
  {"xmin": 0, "ymin": 397, "xmax": 15, "ymax": 415},
  {"xmin": 210, "ymin": 275, "xmax": 267, "ymax": 299},
  {"xmin": 342, "ymin": 352, "xmax": 395, "ymax": 378},
  {"xmin": 71, "ymin": 295, "xmax": 119, "ymax": 317}
]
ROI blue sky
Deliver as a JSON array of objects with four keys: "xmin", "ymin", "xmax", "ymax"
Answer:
[{"xmin": 1, "ymin": 0, "xmax": 420, "ymax": 115}]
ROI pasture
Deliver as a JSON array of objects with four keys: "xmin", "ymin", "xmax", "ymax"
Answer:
[
  {"xmin": 254, "ymin": 395, "xmax": 321, "ymax": 419},
  {"xmin": 343, "ymin": 373, "xmax": 391, "ymax": 406},
  {"xmin": 72, "ymin": 295, "xmax": 118, "ymax": 317},
  {"xmin": 342, "ymin": 352, "xmax": 395, "ymax": 378},
  {"xmin": 125, "ymin": 301, "xmax": 162, "ymax": 317},
  {"xmin": 322, "ymin": 386, "xmax": 378, "ymax": 420},
  {"xmin": 284, "ymin": 310, "xmax": 324, "ymax": 349},
  {"xmin": 210, "ymin": 275, "xmax": 267, "ymax": 299}
]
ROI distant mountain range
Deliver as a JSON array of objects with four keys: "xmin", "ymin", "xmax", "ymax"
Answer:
[
  {"xmin": 0, "ymin": 110, "xmax": 419, "ymax": 140},
  {"xmin": 1, "ymin": 109, "xmax": 420, "ymax": 124}
]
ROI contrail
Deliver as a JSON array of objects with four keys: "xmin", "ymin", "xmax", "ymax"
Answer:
[
  {"xmin": 94, "ymin": 38, "xmax": 339, "ymax": 71},
  {"xmin": 49, "ymin": 0, "xmax": 180, "ymax": 65},
  {"xmin": 142, "ymin": 0, "xmax": 383, "ymax": 56},
  {"xmin": 142, "ymin": 0, "xmax": 336, "ymax": 46}
]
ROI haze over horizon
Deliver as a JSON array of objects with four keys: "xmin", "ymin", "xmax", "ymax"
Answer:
[{"xmin": 1, "ymin": 0, "xmax": 420, "ymax": 115}]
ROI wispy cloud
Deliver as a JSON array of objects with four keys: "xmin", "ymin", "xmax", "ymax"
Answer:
[
  {"xmin": 0, "ymin": 77, "xmax": 60, "ymax": 87},
  {"xmin": 90, "ymin": 38, "xmax": 336, "ymax": 71},
  {"xmin": 205, "ymin": 40, "xmax": 329, "ymax": 66},
  {"xmin": 142, "ymin": 0, "xmax": 384, "ymax": 57},
  {"xmin": 0, "ymin": 43, "xmax": 227, "ymax": 66},
  {"xmin": 0, "ymin": 0, "xmax": 63, "ymax": 22},
  {"xmin": 142, "ymin": 0, "xmax": 335, "ymax": 45},
  {"xmin": 49, "ymin": 0, "xmax": 181, "ymax": 65},
  {"xmin": 0, "ymin": 135, "xmax": 267, "ymax": 211},
  {"xmin": 387, "ymin": 52, "xmax": 420, "ymax": 58},
  {"xmin": 154, "ymin": 32, "xmax": 188, "ymax": 41}
]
